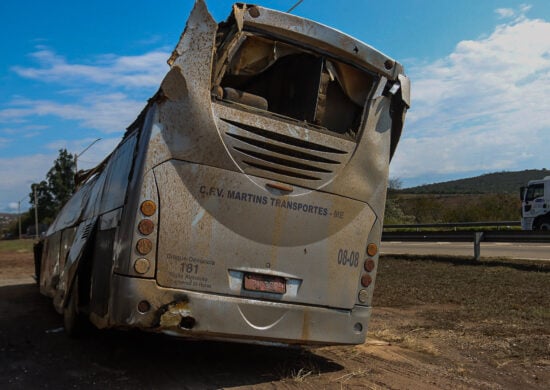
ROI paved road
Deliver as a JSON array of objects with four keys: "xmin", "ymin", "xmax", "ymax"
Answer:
[{"xmin": 380, "ymin": 241, "xmax": 550, "ymax": 261}]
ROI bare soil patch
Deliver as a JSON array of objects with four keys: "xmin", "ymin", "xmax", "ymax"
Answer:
[{"xmin": 0, "ymin": 250, "xmax": 548, "ymax": 389}]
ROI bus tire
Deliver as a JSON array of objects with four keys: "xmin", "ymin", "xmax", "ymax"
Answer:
[{"xmin": 63, "ymin": 277, "xmax": 89, "ymax": 337}]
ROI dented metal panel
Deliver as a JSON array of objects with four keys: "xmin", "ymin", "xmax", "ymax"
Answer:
[
  {"xmin": 233, "ymin": 4, "xmax": 402, "ymax": 78},
  {"xmin": 38, "ymin": 0, "xmax": 409, "ymax": 346}
]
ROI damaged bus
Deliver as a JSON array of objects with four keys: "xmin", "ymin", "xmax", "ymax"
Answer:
[{"xmin": 36, "ymin": 1, "xmax": 410, "ymax": 345}]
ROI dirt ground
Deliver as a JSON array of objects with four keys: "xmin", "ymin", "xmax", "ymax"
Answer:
[{"xmin": 1, "ymin": 250, "xmax": 549, "ymax": 389}]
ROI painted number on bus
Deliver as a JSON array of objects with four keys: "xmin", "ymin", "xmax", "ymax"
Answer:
[{"xmin": 337, "ymin": 249, "xmax": 360, "ymax": 267}]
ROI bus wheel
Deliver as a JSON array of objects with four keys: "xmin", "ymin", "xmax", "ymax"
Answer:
[
  {"xmin": 63, "ymin": 277, "xmax": 89, "ymax": 337},
  {"xmin": 540, "ymin": 222, "xmax": 550, "ymax": 231}
]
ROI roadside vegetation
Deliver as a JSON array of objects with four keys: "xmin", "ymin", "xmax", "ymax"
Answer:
[{"xmin": 384, "ymin": 175, "xmax": 524, "ymax": 225}]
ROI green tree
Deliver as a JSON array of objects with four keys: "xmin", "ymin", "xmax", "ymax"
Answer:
[
  {"xmin": 29, "ymin": 149, "xmax": 76, "ymax": 225},
  {"xmin": 47, "ymin": 149, "xmax": 76, "ymax": 211}
]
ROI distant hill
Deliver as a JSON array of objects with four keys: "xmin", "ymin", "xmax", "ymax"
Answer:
[{"xmin": 403, "ymin": 169, "xmax": 550, "ymax": 194}]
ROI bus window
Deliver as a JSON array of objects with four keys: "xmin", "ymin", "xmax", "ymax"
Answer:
[{"xmin": 98, "ymin": 135, "xmax": 137, "ymax": 214}]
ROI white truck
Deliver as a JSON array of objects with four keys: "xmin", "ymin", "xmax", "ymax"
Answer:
[{"xmin": 521, "ymin": 176, "xmax": 550, "ymax": 230}]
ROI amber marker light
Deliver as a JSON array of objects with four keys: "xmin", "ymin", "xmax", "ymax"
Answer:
[
  {"xmin": 364, "ymin": 259, "xmax": 376, "ymax": 272},
  {"xmin": 136, "ymin": 238, "xmax": 153, "ymax": 255},
  {"xmin": 361, "ymin": 274, "xmax": 372, "ymax": 287},
  {"xmin": 138, "ymin": 219, "xmax": 155, "ymax": 235},
  {"xmin": 367, "ymin": 243, "xmax": 378, "ymax": 257},
  {"xmin": 140, "ymin": 200, "xmax": 157, "ymax": 216}
]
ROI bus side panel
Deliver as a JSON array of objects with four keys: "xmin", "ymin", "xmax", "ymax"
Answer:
[
  {"xmin": 58, "ymin": 227, "xmax": 77, "ymax": 279},
  {"xmin": 40, "ymin": 227, "xmax": 76, "ymax": 302},
  {"xmin": 89, "ymin": 227, "xmax": 116, "ymax": 318},
  {"xmin": 39, "ymin": 231, "xmax": 61, "ymax": 298}
]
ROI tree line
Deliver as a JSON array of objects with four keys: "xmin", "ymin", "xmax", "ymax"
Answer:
[{"xmin": 384, "ymin": 178, "xmax": 521, "ymax": 225}]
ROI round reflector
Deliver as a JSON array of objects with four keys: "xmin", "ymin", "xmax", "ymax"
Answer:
[
  {"xmin": 367, "ymin": 243, "xmax": 378, "ymax": 257},
  {"xmin": 138, "ymin": 219, "xmax": 155, "ymax": 235},
  {"xmin": 140, "ymin": 200, "xmax": 156, "ymax": 216},
  {"xmin": 134, "ymin": 258, "xmax": 151, "ymax": 274},
  {"xmin": 358, "ymin": 289, "xmax": 369, "ymax": 303},
  {"xmin": 361, "ymin": 274, "xmax": 372, "ymax": 287},
  {"xmin": 136, "ymin": 238, "xmax": 153, "ymax": 255},
  {"xmin": 364, "ymin": 259, "xmax": 376, "ymax": 272}
]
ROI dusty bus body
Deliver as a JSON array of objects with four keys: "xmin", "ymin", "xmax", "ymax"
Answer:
[{"xmin": 37, "ymin": 1, "xmax": 410, "ymax": 345}]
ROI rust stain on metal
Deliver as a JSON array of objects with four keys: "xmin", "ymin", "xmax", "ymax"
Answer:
[{"xmin": 159, "ymin": 301, "xmax": 191, "ymax": 328}]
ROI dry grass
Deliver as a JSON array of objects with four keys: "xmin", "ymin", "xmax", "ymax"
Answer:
[
  {"xmin": 371, "ymin": 327, "xmax": 440, "ymax": 356},
  {"xmin": 374, "ymin": 255, "xmax": 550, "ymax": 365}
]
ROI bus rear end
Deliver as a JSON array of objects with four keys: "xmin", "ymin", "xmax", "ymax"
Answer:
[{"xmin": 109, "ymin": 1, "xmax": 410, "ymax": 346}]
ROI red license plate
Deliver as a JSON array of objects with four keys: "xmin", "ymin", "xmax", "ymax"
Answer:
[{"xmin": 244, "ymin": 273, "xmax": 286, "ymax": 294}]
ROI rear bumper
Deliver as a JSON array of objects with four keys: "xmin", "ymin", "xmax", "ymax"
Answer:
[{"xmin": 108, "ymin": 274, "xmax": 370, "ymax": 345}]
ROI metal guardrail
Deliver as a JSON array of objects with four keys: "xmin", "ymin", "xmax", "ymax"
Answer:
[
  {"xmin": 382, "ymin": 230, "xmax": 550, "ymax": 243},
  {"xmin": 381, "ymin": 222, "xmax": 550, "ymax": 260},
  {"xmin": 383, "ymin": 221, "xmax": 521, "ymax": 229}
]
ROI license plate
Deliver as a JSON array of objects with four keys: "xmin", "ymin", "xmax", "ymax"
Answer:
[{"xmin": 244, "ymin": 273, "xmax": 286, "ymax": 294}]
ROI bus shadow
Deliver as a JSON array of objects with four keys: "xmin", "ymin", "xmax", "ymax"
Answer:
[
  {"xmin": 90, "ymin": 331, "xmax": 343, "ymax": 388},
  {"xmin": 0, "ymin": 283, "xmax": 343, "ymax": 389}
]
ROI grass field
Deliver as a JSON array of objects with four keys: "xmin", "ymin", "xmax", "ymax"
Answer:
[{"xmin": 0, "ymin": 239, "xmax": 35, "ymax": 253}]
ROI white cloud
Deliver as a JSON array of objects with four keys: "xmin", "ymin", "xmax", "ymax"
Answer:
[
  {"xmin": 0, "ymin": 93, "xmax": 146, "ymax": 134},
  {"xmin": 392, "ymin": 13, "xmax": 550, "ymax": 185},
  {"xmin": 12, "ymin": 48, "xmax": 170, "ymax": 89},
  {"xmin": 495, "ymin": 8, "xmax": 515, "ymax": 19},
  {"xmin": 494, "ymin": 4, "xmax": 532, "ymax": 21},
  {"xmin": 1, "ymin": 47, "xmax": 169, "ymax": 135}
]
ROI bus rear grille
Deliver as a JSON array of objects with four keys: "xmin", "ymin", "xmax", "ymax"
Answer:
[{"xmin": 219, "ymin": 118, "xmax": 354, "ymax": 186}]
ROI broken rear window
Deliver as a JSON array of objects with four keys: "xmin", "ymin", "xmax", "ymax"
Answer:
[{"xmin": 214, "ymin": 34, "xmax": 376, "ymax": 138}]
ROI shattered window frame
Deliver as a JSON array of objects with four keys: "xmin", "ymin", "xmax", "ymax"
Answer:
[{"xmin": 212, "ymin": 30, "xmax": 379, "ymax": 141}]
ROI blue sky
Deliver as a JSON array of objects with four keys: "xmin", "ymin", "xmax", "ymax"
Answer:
[{"xmin": 1, "ymin": 0, "xmax": 550, "ymax": 212}]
